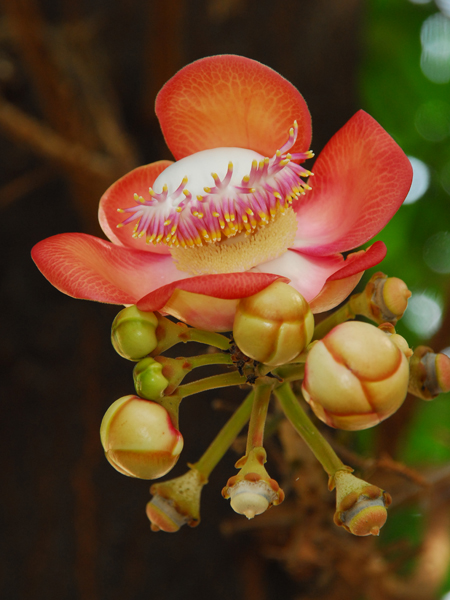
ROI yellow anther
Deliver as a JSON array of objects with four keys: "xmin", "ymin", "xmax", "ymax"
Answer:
[
  {"xmin": 212, "ymin": 212, "xmax": 220, "ymax": 217},
  {"xmin": 197, "ymin": 195, "xmax": 204, "ymax": 202},
  {"xmin": 183, "ymin": 189, "xmax": 190, "ymax": 196},
  {"xmin": 246, "ymin": 208, "xmax": 254, "ymax": 216},
  {"xmin": 156, "ymin": 234, "xmax": 163, "ymax": 243},
  {"xmin": 134, "ymin": 193, "xmax": 139, "ymax": 200},
  {"xmin": 182, "ymin": 176, "xmax": 188, "ymax": 184},
  {"xmin": 264, "ymin": 157, "xmax": 270, "ymax": 165},
  {"xmin": 164, "ymin": 219, "xmax": 171, "ymax": 225},
  {"xmin": 162, "ymin": 184, "xmax": 168, "ymax": 192},
  {"xmin": 117, "ymin": 223, "xmax": 123, "ymax": 228},
  {"xmin": 304, "ymin": 184, "xmax": 312, "ymax": 191},
  {"xmin": 242, "ymin": 175, "xmax": 250, "ymax": 183},
  {"xmin": 148, "ymin": 188, "xmax": 155, "ymax": 196},
  {"xmin": 197, "ymin": 213, "xmax": 204, "ymax": 219},
  {"xmin": 274, "ymin": 192, "xmax": 282, "ymax": 199},
  {"xmin": 286, "ymin": 153, "xmax": 292, "ymax": 160},
  {"xmin": 204, "ymin": 187, "xmax": 211, "ymax": 193},
  {"xmin": 280, "ymin": 159, "xmax": 290, "ymax": 167},
  {"xmin": 176, "ymin": 207, "xmax": 183, "ymax": 213},
  {"xmin": 228, "ymin": 162, "xmax": 233, "ymax": 170},
  {"xmin": 276, "ymin": 150, "xmax": 281, "ymax": 158}
]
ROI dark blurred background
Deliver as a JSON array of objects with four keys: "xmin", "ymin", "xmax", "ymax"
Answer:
[{"xmin": 1, "ymin": 0, "xmax": 450, "ymax": 599}]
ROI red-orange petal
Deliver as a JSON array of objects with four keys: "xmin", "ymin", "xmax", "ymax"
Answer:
[
  {"xmin": 99, "ymin": 161, "xmax": 173, "ymax": 254},
  {"xmin": 294, "ymin": 111, "xmax": 413, "ymax": 256},
  {"xmin": 31, "ymin": 233, "xmax": 185, "ymax": 304},
  {"xmin": 136, "ymin": 272, "xmax": 289, "ymax": 312},
  {"xmin": 327, "ymin": 241, "xmax": 387, "ymax": 281},
  {"xmin": 155, "ymin": 55, "xmax": 311, "ymax": 160}
]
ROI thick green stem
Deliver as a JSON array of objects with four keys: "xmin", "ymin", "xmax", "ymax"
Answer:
[
  {"xmin": 272, "ymin": 362, "xmax": 305, "ymax": 382},
  {"xmin": 185, "ymin": 328, "xmax": 231, "ymax": 350},
  {"xmin": 246, "ymin": 383, "xmax": 272, "ymax": 454},
  {"xmin": 275, "ymin": 382, "xmax": 345, "ymax": 477},
  {"xmin": 193, "ymin": 390, "xmax": 255, "ymax": 478},
  {"xmin": 177, "ymin": 370, "xmax": 247, "ymax": 399},
  {"xmin": 186, "ymin": 352, "xmax": 233, "ymax": 369},
  {"xmin": 312, "ymin": 301, "xmax": 355, "ymax": 341}
]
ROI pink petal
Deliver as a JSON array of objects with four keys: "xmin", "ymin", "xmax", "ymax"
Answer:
[
  {"xmin": 308, "ymin": 243, "xmax": 387, "ymax": 313},
  {"xmin": 326, "ymin": 241, "xmax": 386, "ymax": 281},
  {"xmin": 99, "ymin": 161, "xmax": 173, "ymax": 255},
  {"xmin": 252, "ymin": 250, "xmax": 345, "ymax": 302},
  {"xmin": 293, "ymin": 111, "xmax": 413, "ymax": 256},
  {"xmin": 155, "ymin": 55, "xmax": 311, "ymax": 161},
  {"xmin": 31, "ymin": 233, "xmax": 186, "ymax": 304},
  {"xmin": 253, "ymin": 242, "xmax": 386, "ymax": 310},
  {"xmin": 162, "ymin": 293, "xmax": 240, "ymax": 332},
  {"xmin": 137, "ymin": 272, "xmax": 287, "ymax": 311},
  {"xmin": 309, "ymin": 274, "xmax": 364, "ymax": 314}
]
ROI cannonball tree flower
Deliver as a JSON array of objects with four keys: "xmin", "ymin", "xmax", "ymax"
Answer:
[{"xmin": 31, "ymin": 55, "xmax": 412, "ymax": 332}]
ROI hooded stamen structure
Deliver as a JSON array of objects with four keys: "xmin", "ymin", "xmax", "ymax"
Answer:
[{"xmin": 118, "ymin": 122, "xmax": 313, "ymax": 249}]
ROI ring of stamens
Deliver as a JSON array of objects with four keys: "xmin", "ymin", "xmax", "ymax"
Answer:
[{"xmin": 117, "ymin": 121, "xmax": 313, "ymax": 249}]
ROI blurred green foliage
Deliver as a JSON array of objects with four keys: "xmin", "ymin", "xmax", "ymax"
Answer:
[{"xmin": 361, "ymin": 1, "xmax": 450, "ymax": 594}]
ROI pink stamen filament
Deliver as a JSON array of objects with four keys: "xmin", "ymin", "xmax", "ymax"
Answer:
[{"xmin": 117, "ymin": 121, "xmax": 314, "ymax": 248}]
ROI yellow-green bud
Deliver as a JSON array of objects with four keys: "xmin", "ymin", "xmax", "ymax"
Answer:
[
  {"xmin": 133, "ymin": 357, "xmax": 169, "ymax": 400},
  {"xmin": 332, "ymin": 470, "xmax": 391, "ymax": 536},
  {"xmin": 233, "ymin": 281, "xmax": 314, "ymax": 367},
  {"xmin": 100, "ymin": 395, "xmax": 183, "ymax": 479},
  {"xmin": 111, "ymin": 305, "xmax": 158, "ymax": 361},
  {"xmin": 302, "ymin": 321, "xmax": 409, "ymax": 430}
]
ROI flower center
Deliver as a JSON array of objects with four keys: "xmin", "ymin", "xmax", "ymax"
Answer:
[
  {"xmin": 118, "ymin": 122, "xmax": 313, "ymax": 251},
  {"xmin": 171, "ymin": 207, "xmax": 298, "ymax": 274}
]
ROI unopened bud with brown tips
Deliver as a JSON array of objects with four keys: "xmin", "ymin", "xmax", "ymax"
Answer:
[
  {"xmin": 350, "ymin": 272, "xmax": 411, "ymax": 325},
  {"xmin": 146, "ymin": 468, "xmax": 207, "ymax": 532},
  {"xmin": 222, "ymin": 447, "xmax": 284, "ymax": 519},
  {"xmin": 409, "ymin": 346, "xmax": 450, "ymax": 400},
  {"xmin": 332, "ymin": 470, "xmax": 391, "ymax": 537}
]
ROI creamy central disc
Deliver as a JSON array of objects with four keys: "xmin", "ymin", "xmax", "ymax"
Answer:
[{"xmin": 152, "ymin": 147, "xmax": 264, "ymax": 198}]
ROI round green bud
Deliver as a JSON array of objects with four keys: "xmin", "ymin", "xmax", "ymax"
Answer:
[
  {"xmin": 111, "ymin": 305, "xmax": 159, "ymax": 361},
  {"xmin": 134, "ymin": 357, "xmax": 169, "ymax": 400}
]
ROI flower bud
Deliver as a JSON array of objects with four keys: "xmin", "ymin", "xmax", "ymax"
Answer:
[
  {"xmin": 222, "ymin": 447, "xmax": 284, "ymax": 519},
  {"xmin": 133, "ymin": 357, "xmax": 169, "ymax": 400},
  {"xmin": 100, "ymin": 395, "xmax": 183, "ymax": 479},
  {"xmin": 233, "ymin": 281, "xmax": 314, "ymax": 367},
  {"xmin": 332, "ymin": 470, "xmax": 391, "ymax": 536},
  {"xmin": 350, "ymin": 272, "xmax": 411, "ymax": 325},
  {"xmin": 111, "ymin": 305, "xmax": 159, "ymax": 361},
  {"xmin": 409, "ymin": 346, "xmax": 450, "ymax": 400},
  {"xmin": 146, "ymin": 468, "xmax": 206, "ymax": 532},
  {"xmin": 302, "ymin": 321, "xmax": 410, "ymax": 430}
]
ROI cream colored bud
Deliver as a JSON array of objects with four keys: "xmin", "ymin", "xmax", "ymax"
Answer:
[
  {"xmin": 302, "ymin": 321, "xmax": 409, "ymax": 430},
  {"xmin": 229, "ymin": 481, "xmax": 273, "ymax": 519},
  {"xmin": 233, "ymin": 281, "xmax": 314, "ymax": 367},
  {"xmin": 100, "ymin": 395, "xmax": 183, "ymax": 479}
]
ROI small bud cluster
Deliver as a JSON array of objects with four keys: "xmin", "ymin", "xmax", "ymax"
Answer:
[{"xmin": 97, "ymin": 270, "xmax": 447, "ymax": 541}]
